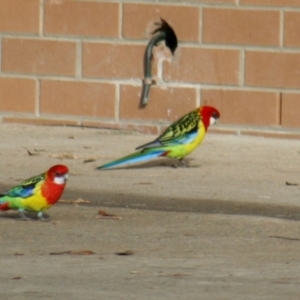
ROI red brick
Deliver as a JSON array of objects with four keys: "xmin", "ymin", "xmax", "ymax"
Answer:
[
  {"xmin": 40, "ymin": 80, "xmax": 116, "ymax": 118},
  {"xmin": 0, "ymin": 78, "xmax": 36, "ymax": 113},
  {"xmin": 201, "ymin": 89, "xmax": 280, "ymax": 126},
  {"xmin": 245, "ymin": 51, "xmax": 300, "ymax": 89},
  {"xmin": 281, "ymin": 93, "xmax": 300, "ymax": 128},
  {"xmin": 0, "ymin": 0, "xmax": 39, "ymax": 33},
  {"xmin": 203, "ymin": 8, "xmax": 280, "ymax": 46},
  {"xmin": 123, "ymin": 3, "xmax": 199, "ymax": 42},
  {"xmin": 44, "ymin": 1, "xmax": 119, "ymax": 38},
  {"xmin": 3, "ymin": 117, "xmax": 78, "ymax": 127},
  {"xmin": 284, "ymin": 12, "xmax": 300, "ymax": 47},
  {"xmin": 82, "ymin": 43, "xmax": 144, "ymax": 79},
  {"xmin": 240, "ymin": 0, "xmax": 300, "ymax": 6},
  {"xmin": 2, "ymin": 38, "xmax": 76, "ymax": 76},
  {"xmin": 187, "ymin": 0, "xmax": 235, "ymax": 3},
  {"xmin": 120, "ymin": 85, "xmax": 197, "ymax": 122},
  {"xmin": 164, "ymin": 47, "xmax": 239, "ymax": 85}
]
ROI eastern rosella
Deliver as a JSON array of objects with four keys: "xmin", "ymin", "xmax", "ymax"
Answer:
[
  {"xmin": 97, "ymin": 106, "xmax": 220, "ymax": 170},
  {"xmin": 0, "ymin": 165, "xmax": 69, "ymax": 221}
]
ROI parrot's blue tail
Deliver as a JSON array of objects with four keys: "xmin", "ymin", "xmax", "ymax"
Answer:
[{"xmin": 96, "ymin": 149, "xmax": 167, "ymax": 170}]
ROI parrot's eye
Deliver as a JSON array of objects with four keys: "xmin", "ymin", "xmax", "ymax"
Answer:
[
  {"xmin": 55, "ymin": 172, "xmax": 62, "ymax": 177},
  {"xmin": 212, "ymin": 111, "xmax": 219, "ymax": 119}
]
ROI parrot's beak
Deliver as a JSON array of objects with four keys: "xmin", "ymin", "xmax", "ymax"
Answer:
[{"xmin": 210, "ymin": 116, "xmax": 218, "ymax": 126}]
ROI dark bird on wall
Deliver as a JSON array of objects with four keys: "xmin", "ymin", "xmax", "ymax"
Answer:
[
  {"xmin": 152, "ymin": 18, "xmax": 178, "ymax": 55},
  {"xmin": 140, "ymin": 18, "xmax": 178, "ymax": 107}
]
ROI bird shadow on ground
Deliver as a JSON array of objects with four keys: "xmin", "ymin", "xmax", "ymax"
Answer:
[
  {"xmin": 98, "ymin": 158, "xmax": 200, "ymax": 170},
  {"xmin": 0, "ymin": 212, "xmax": 50, "ymax": 221}
]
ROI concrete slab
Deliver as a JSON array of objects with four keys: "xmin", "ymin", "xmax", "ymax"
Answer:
[{"xmin": 0, "ymin": 124, "xmax": 300, "ymax": 299}]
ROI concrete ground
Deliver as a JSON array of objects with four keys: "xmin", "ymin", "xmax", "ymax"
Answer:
[{"xmin": 0, "ymin": 124, "xmax": 300, "ymax": 299}]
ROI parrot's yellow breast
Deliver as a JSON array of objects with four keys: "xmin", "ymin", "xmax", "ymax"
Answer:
[
  {"xmin": 166, "ymin": 122, "xmax": 206, "ymax": 159},
  {"xmin": 21, "ymin": 195, "xmax": 50, "ymax": 212},
  {"xmin": 20, "ymin": 182, "xmax": 50, "ymax": 212}
]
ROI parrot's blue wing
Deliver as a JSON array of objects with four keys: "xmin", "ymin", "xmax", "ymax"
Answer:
[{"xmin": 3, "ymin": 173, "xmax": 45, "ymax": 199}]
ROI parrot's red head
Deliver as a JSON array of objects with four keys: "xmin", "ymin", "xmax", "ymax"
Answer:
[
  {"xmin": 46, "ymin": 165, "xmax": 69, "ymax": 185},
  {"xmin": 199, "ymin": 106, "xmax": 220, "ymax": 131},
  {"xmin": 41, "ymin": 165, "xmax": 69, "ymax": 205}
]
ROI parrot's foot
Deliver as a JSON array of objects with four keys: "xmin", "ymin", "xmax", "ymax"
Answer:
[
  {"xmin": 37, "ymin": 211, "xmax": 50, "ymax": 222},
  {"xmin": 38, "ymin": 216, "xmax": 51, "ymax": 222},
  {"xmin": 172, "ymin": 159, "xmax": 189, "ymax": 168},
  {"xmin": 18, "ymin": 211, "xmax": 35, "ymax": 221}
]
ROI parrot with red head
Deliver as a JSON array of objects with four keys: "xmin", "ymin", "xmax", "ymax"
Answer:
[
  {"xmin": 97, "ymin": 106, "xmax": 220, "ymax": 169},
  {"xmin": 0, "ymin": 165, "xmax": 69, "ymax": 221}
]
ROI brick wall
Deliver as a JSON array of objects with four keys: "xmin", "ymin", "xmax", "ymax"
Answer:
[{"xmin": 1, "ymin": 0, "xmax": 300, "ymax": 134}]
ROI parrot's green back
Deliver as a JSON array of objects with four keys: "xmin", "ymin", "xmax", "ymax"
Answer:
[
  {"xmin": 0, "ymin": 173, "xmax": 45, "ymax": 210},
  {"xmin": 137, "ymin": 109, "xmax": 203, "ymax": 153}
]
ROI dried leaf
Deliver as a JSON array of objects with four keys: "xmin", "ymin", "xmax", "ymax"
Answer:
[
  {"xmin": 49, "ymin": 153, "xmax": 77, "ymax": 159},
  {"xmin": 133, "ymin": 182, "xmax": 153, "ymax": 185},
  {"xmin": 130, "ymin": 270, "xmax": 141, "ymax": 274},
  {"xmin": 59, "ymin": 200, "xmax": 70, "ymax": 204},
  {"xmin": 68, "ymin": 136, "xmax": 75, "ymax": 139},
  {"xmin": 98, "ymin": 210, "xmax": 114, "ymax": 217},
  {"xmin": 60, "ymin": 198, "xmax": 90, "ymax": 205},
  {"xmin": 49, "ymin": 251, "xmax": 71, "ymax": 255},
  {"xmin": 49, "ymin": 251, "xmax": 70, "ymax": 255},
  {"xmin": 69, "ymin": 250, "xmax": 95, "ymax": 255},
  {"xmin": 269, "ymin": 236, "xmax": 300, "ymax": 241},
  {"xmin": 14, "ymin": 253, "xmax": 24, "ymax": 256},
  {"xmin": 74, "ymin": 198, "xmax": 90, "ymax": 204},
  {"xmin": 51, "ymin": 221, "xmax": 60, "ymax": 225},
  {"xmin": 83, "ymin": 158, "xmax": 96, "ymax": 163},
  {"xmin": 115, "ymin": 250, "xmax": 134, "ymax": 256},
  {"xmin": 12, "ymin": 276, "xmax": 22, "ymax": 280},
  {"xmin": 25, "ymin": 148, "xmax": 39, "ymax": 156},
  {"xmin": 286, "ymin": 182, "xmax": 299, "ymax": 186},
  {"xmin": 49, "ymin": 250, "xmax": 95, "ymax": 255},
  {"xmin": 96, "ymin": 210, "xmax": 121, "ymax": 220}
]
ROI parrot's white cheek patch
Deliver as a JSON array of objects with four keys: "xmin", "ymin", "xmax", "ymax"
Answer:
[
  {"xmin": 210, "ymin": 117, "xmax": 218, "ymax": 126},
  {"xmin": 54, "ymin": 176, "xmax": 67, "ymax": 185}
]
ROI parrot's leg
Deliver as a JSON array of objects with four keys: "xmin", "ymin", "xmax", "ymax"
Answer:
[
  {"xmin": 37, "ymin": 211, "xmax": 50, "ymax": 222},
  {"xmin": 18, "ymin": 210, "xmax": 34, "ymax": 221},
  {"xmin": 172, "ymin": 158, "xmax": 189, "ymax": 168}
]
